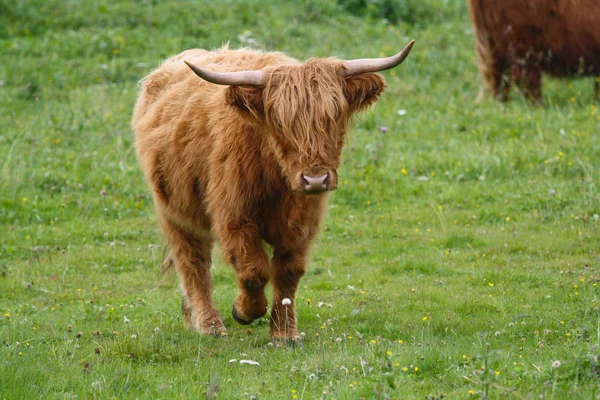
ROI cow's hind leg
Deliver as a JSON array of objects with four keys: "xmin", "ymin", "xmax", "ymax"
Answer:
[
  {"xmin": 269, "ymin": 247, "xmax": 308, "ymax": 345},
  {"xmin": 594, "ymin": 77, "xmax": 599, "ymax": 101},
  {"xmin": 161, "ymin": 217, "xmax": 226, "ymax": 336},
  {"xmin": 218, "ymin": 221, "xmax": 270, "ymax": 325}
]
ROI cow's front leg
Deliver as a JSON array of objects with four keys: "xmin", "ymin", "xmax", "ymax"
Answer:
[
  {"xmin": 270, "ymin": 247, "xmax": 308, "ymax": 345},
  {"xmin": 219, "ymin": 221, "xmax": 270, "ymax": 325}
]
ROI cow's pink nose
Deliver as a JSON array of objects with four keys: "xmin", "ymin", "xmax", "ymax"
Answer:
[{"xmin": 302, "ymin": 174, "xmax": 328, "ymax": 192}]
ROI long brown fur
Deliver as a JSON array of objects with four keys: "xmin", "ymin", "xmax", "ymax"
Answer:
[
  {"xmin": 468, "ymin": 0, "xmax": 600, "ymax": 102},
  {"xmin": 132, "ymin": 46, "xmax": 387, "ymax": 342}
]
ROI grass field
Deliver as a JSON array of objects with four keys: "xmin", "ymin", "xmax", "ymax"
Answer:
[{"xmin": 1, "ymin": 0, "xmax": 600, "ymax": 398}]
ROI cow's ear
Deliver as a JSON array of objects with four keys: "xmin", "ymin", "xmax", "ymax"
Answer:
[
  {"xmin": 225, "ymin": 86, "xmax": 264, "ymax": 120},
  {"xmin": 344, "ymin": 74, "xmax": 387, "ymax": 113}
]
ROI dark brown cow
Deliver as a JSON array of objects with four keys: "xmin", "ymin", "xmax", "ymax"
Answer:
[
  {"xmin": 468, "ymin": 0, "xmax": 600, "ymax": 102},
  {"xmin": 132, "ymin": 42, "xmax": 414, "ymax": 344}
]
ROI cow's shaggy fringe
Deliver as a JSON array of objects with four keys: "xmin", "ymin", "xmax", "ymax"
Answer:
[{"xmin": 263, "ymin": 60, "xmax": 348, "ymax": 165}]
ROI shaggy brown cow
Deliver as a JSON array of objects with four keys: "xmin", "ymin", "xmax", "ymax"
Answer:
[
  {"xmin": 468, "ymin": 0, "xmax": 600, "ymax": 102},
  {"xmin": 132, "ymin": 42, "xmax": 414, "ymax": 343}
]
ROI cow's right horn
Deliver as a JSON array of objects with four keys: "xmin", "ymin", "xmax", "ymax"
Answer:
[
  {"xmin": 184, "ymin": 61, "xmax": 264, "ymax": 86},
  {"xmin": 340, "ymin": 40, "xmax": 415, "ymax": 77}
]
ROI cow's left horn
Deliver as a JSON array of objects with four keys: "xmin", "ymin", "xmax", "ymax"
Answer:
[
  {"xmin": 184, "ymin": 60, "xmax": 264, "ymax": 86},
  {"xmin": 340, "ymin": 40, "xmax": 415, "ymax": 77}
]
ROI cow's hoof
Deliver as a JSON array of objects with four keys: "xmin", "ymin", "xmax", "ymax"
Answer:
[
  {"xmin": 232, "ymin": 305, "xmax": 254, "ymax": 325},
  {"xmin": 200, "ymin": 321, "xmax": 228, "ymax": 337},
  {"xmin": 272, "ymin": 336, "xmax": 303, "ymax": 348},
  {"xmin": 189, "ymin": 311, "xmax": 227, "ymax": 337}
]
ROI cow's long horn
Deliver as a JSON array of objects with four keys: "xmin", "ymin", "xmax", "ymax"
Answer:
[
  {"xmin": 184, "ymin": 60, "xmax": 264, "ymax": 86},
  {"xmin": 340, "ymin": 40, "xmax": 415, "ymax": 77}
]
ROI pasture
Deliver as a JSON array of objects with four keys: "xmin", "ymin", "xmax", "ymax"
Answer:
[{"xmin": 1, "ymin": 0, "xmax": 599, "ymax": 398}]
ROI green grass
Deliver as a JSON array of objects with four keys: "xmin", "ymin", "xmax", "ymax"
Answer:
[{"xmin": 1, "ymin": 0, "xmax": 600, "ymax": 398}]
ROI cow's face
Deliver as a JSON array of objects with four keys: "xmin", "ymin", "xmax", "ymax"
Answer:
[{"xmin": 225, "ymin": 63, "xmax": 387, "ymax": 194}]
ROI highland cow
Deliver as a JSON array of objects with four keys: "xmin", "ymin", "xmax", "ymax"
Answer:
[
  {"xmin": 468, "ymin": 0, "xmax": 600, "ymax": 102},
  {"xmin": 132, "ymin": 41, "xmax": 414, "ymax": 344}
]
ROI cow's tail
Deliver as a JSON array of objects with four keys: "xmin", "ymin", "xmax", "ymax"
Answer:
[
  {"xmin": 468, "ymin": 0, "xmax": 494, "ymax": 102},
  {"xmin": 161, "ymin": 248, "xmax": 175, "ymax": 274}
]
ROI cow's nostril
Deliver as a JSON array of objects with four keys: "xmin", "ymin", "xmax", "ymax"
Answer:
[{"xmin": 302, "ymin": 174, "xmax": 328, "ymax": 192}]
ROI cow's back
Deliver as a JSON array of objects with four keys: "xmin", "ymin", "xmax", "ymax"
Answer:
[
  {"xmin": 471, "ymin": 0, "xmax": 600, "ymax": 73},
  {"xmin": 133, "ymin": 47, "xmax": 298, "ymax": 135}
]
